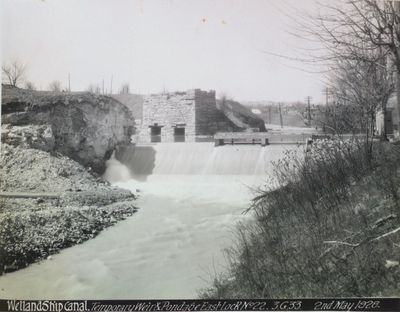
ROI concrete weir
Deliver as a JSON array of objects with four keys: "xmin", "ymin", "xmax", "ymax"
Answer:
[{"xmin": 113, "ymin": 142, "xmax": 299, "ymax": 178}]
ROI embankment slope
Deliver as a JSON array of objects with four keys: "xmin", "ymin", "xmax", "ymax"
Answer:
[{"xmin": 201, "ymin": 140, "xmax": 400, "ymax": 298}]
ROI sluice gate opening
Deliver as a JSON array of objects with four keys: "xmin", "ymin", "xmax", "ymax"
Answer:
[
  {"xmin": 150, "ymin": 125, "xmax": 162, "ymax": 143},
  {"xmin": 174, "ymin": 126, "xmax": 185, "ymax": 142}
]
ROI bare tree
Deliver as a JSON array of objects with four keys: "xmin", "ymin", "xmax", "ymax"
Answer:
[
  {"xmin": 87, "ymin": 83, "xmax": 101, "ymax": 94},
  {"xmin": 119, "ymin": 83, "xmax": 130, "ymax": 94},
  {"xmin": 302, "ymin": 0, "xmax": 400, "ymax": 134},
  {"xmin": 24, "ymin": 81, "xmax": 36, "ymax": 91},
  {"xmin": 1, "ymin": 60, "xmax": 26, "ymax": 87},
  {"xmin": 326, "ymin": 50, "xmax": 394, "ymax": 140},
  {"xmin": 48, "ymin": 80, "xmax": 62, "ymax": 92},
  {"xmin": 87, "ymin": 84, "xmax": 95, "ymax": 93}
]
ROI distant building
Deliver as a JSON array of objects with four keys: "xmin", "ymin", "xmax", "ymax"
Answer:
[
  {"xmin": 138, "ymin": 89, "xmax": 238, "ymax": 143},
  {"xmin": 376, "ymin": 94, "xmax": 399, "ymax": 137},
  {"xmin": 251, "ymin": 108, "xmax": 261, "ymax": 115}
]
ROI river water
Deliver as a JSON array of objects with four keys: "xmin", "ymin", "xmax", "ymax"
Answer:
[{"xmin": 0, "ymin": 143, "xmax": 299, "ymax": 299}]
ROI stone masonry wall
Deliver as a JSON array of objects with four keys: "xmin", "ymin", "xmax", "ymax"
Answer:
[
  {"xmin": 139, "ymin": 90, "xmax": 197, "ymax": 143},
  {"xmin": 139, "ymin": 89, "xmax": 239, "ymax": 143}
]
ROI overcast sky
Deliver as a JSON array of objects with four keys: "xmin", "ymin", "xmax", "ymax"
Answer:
[{"xmin": 1, "ymin": 0, "xmax": 328, "ymax": 102}]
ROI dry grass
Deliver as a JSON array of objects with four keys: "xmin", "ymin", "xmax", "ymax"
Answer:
[{"xmin": 201, "ymin": 139, "xmax": 400, "ymax": 298}]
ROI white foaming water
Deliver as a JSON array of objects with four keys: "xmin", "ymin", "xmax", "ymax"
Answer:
[
  {"xmin": 112, "ymin": 143, "xmax": 288, "ymax": 177},
  {"xmin": 0, "ymin": 143, "xmax": 299, "ymax": 299}
]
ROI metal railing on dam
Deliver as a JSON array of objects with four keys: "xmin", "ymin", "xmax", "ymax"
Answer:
[{"xmin": 214, "ymin": 132, "xmax": 316, "ymax": 146}]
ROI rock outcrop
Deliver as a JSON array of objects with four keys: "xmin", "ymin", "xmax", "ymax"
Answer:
[{"xmin": 1, "ymin": 85, "xmax": 135, "ymax": 173}]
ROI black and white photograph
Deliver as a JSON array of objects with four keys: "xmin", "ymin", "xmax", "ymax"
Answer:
[{"xmin": 1, "ymin": 0, "xmax": 400, "ymax": 306}]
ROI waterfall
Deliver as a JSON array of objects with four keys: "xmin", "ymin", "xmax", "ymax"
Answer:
[{"xmin": 110, "ymin": 143, "xmax": 298, "ymax": 180}]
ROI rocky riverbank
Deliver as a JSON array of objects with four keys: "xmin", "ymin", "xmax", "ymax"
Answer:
[
  {"xmin": 0, "ymin": 143, "xmax": 137, "ymax": 274},
  {"xmin": 2, "ymin": 85, "xmax": 134, "ymax": 174}
]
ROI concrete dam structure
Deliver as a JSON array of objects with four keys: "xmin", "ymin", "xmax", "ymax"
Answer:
[{"xmin": 112, "ymin": 142, "xmax": 297, "ymax": 179}]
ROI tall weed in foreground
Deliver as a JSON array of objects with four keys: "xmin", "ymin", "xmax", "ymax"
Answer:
[{"xmin": 201, "ymin": 139, "xmax": 400, "ymax": 298}]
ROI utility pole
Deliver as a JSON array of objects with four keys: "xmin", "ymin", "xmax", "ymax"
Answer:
[
  {"xmin": 325, "ymin": 87, "xmax": 329, "ymax": 106},
  {"xmin": 268, "ymin": 106, "xmax": 272, "ymax": 124},
  {"xmin": 68, "ymin": 73, "xmax": 71, "ymax": 92},
  {"xmin": 305, "ymin": 96, "xmax": 312, "ymax": 127},
  {"xmin": 324, "ymin": 88, "xmax": 329, "ymax": 132},
  {"xmin": 278, "ymin": 103, "xmax": 283, "ymax": 128},
  {"xmin": 110, "ymin": 75, "xmax": 113, "ymax": 95},
  {"xmin": 102, "ymin": 79, "xmax": 105, "ymax": 95}
]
